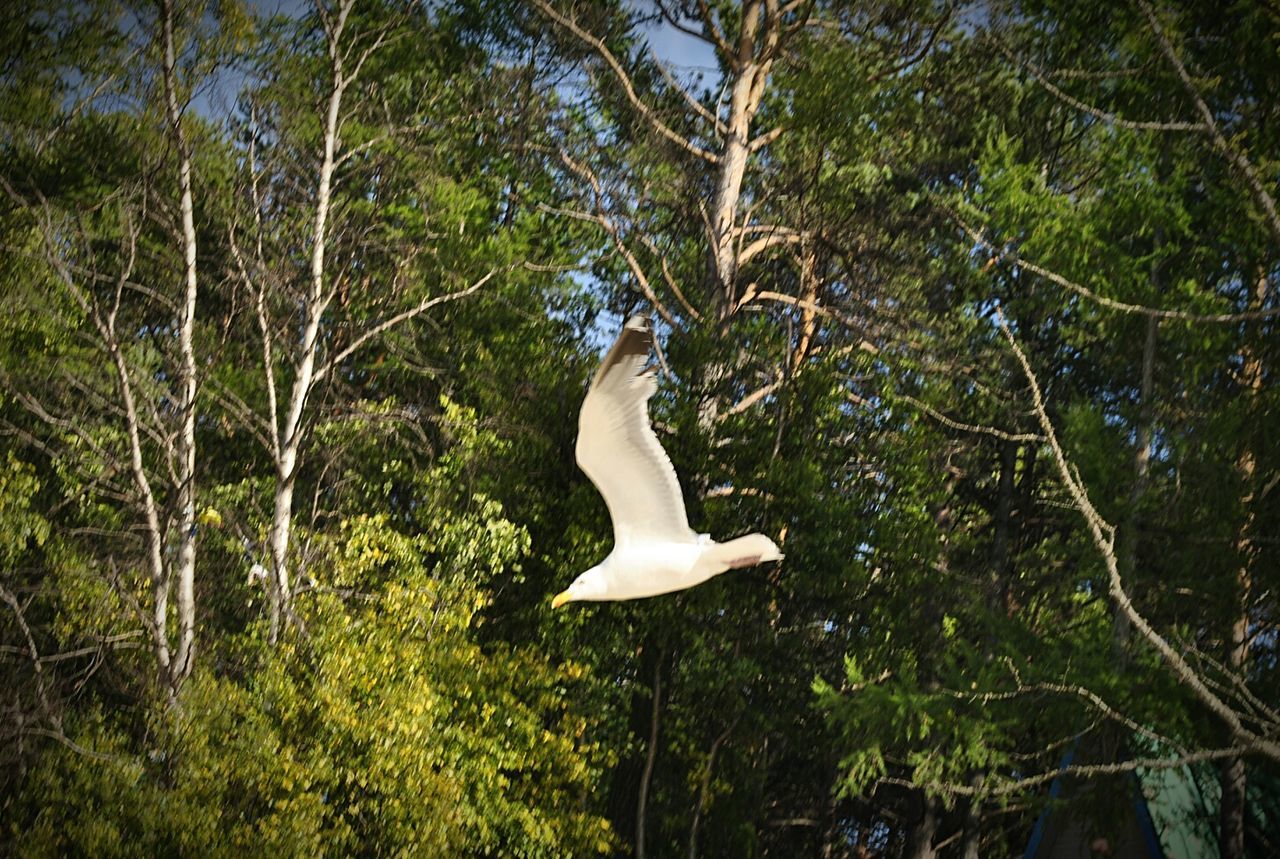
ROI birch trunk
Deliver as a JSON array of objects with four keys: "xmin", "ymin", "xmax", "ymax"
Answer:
[
  {"xmin": 264, "ymin": 0, "xmax": 350, "ymax": 641},
  {"xmin": 160, "ymin": 0, "xmax": 199, "ymax": 685},
  {"xmin": 109, "ymin": 336, "xmax": 173, "ymax": 688},
  {"xmin": 706, "ymin": 0, "xmax": 778, "ymax": 317},
  {"xmin": 698, "ymin": 0, "xmax": 783, "ymax": 434}
]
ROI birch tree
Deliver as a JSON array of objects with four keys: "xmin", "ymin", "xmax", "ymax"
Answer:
[
  {"xmin": 226, "ymin": 0, "xmax": 498, "ymax": 641},
  {"xmin": 0, "ymin": 0, "xmax": 224, "ymax": 700}
]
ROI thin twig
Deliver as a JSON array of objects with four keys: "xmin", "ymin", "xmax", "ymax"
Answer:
[
  {"xmin": 952, "ymin": 211, "xmax": 1280, "ymax": 323},
  {"xmin": 1136, "ymin": 0, "xmax": 1280, "ymax": 248},
  {"xmin": 531, "ymin": 0, "xmax": 719, "ymax": 164}
]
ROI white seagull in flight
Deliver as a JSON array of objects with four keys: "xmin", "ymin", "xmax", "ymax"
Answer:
[{"xmin": 552, "ymin": 315, "xmax": 783, "ymax": 608}]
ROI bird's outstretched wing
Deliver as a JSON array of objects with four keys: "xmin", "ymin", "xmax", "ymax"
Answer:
[{"xmin": 576, "ymin": 316, "xmax": 697, "ymax": 547}]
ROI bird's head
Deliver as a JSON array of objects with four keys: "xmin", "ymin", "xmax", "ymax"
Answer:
[{"xmin": 551, "ymin": 566, "xmax": 608, "ymax": 608}]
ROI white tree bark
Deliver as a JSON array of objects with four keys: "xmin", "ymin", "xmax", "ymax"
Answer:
[
  {"xmin": 263, "ymin": 0, "xmax": 351, "ymax": 641},
  {"xmin": 251, "ymin": 0, "xmax": 493, "ymax": 641},
  {"xmin": 160, "ymin": 0, "xmax": 199, "ymax": 686},
  {"xmin": 707, "ymin": 0, "xmax": 781, "ymax": 315}
]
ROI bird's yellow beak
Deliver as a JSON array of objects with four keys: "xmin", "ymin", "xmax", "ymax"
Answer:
[{"xmin": 551, "ymin": 590, "xmax": 572, "ymax": 609}]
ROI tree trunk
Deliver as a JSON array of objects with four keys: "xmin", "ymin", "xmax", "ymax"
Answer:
[
  {"xmin": 992, "ymin": 438, "xmax": 1018, "ymax": 611},
  {"xmin": 1116, "ymin": 315, "xmax": 1158, "ymax": 657},
  {"xmin": 160, "ymin": 0, "xmax": 199, "ymax": 687},
  {"xmin": 1220, "ymin": 268, "xmax": 1265, "ymax": 859},
  {"xmin": 708, "ymin": 61, "xmax": 756, "ymax": 311},
  {"xmin": 705, "ymin": 0, "xmax": 777, "ymax": 318},
  {"xmin": 1219, "ymin": 754, "xmax": 1246, "ymax": 859},
  {"xmin": 959, "ymin": 443, "xmax": 1018, "ymax": 854},
  {"xmin": 265, "ymin": 0, "xmax": 351, "ymax": 641},
  {"xmin": 905, "ymin": 793, "xmax": 940, "ymax": 859},
  {"xmin": 267, "ymin": 465, "xmax": 298, "ymax": 642},
  {"xmin": 688, "ymin": 718, "xmax": 735, "ymax": 859},
  {"xmin": 961, "ymin": 771, "xmax": 984, "ymax": 859},
  {"xmin": 636, "ymin": 655, "xmax": 663, "ymax": 859}
]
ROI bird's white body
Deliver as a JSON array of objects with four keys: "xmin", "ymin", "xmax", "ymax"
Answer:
[
  {"xmin": 595, "ymin": 541, "xmax": 710, "ymax": 601},
  {"xmin": 552, "ymin": 315, "xmax": 783, "ymax": 608},
  {"xmin": 581, "ymin": 533, "xmax": 783, "ymax": 602},
  {"xmin": 596, "ymin": 540, "xmax": 711, "ymax": 601}
]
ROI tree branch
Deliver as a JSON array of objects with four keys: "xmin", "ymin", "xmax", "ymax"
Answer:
[
  {"xmin": 994, "ymin": 38, "xmax": 1204, "ymax": 132},
  {"xmin": 530, "ymin": 0, "xmax": 720, "ymax": 164},
  {"xmin": 994, "ymin": 307, "xmax": 1280, "ymax": 762},
  {"xmin": 1136, "ymin": 0, "xmax": 1280, "ymax": 248},
  {"xmin": 953, "ymin": 211, "xmax": 1280, "ymax": 322},
  {"xmin": 312, "ymin": 267, "xmax": 500, "ymax": 387}
]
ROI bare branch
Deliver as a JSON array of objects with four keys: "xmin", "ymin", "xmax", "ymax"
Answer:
[
  {"xmin": 228, "ymin": 221, "xmax": 281, "ymax": 460},
  {"xmin": 737, "ymin": 225, "xmax": 805, "ymax": 268},
  {"xmin": 748, "ymin": 125, "xmax": 783, "ymax": 152},
  {"xmin": 694, "ymin": 0, "xmax": 735, "ymax": 64},
  {"xmin": 725, "ymin": 378, "xmax": 784, "ymax": 417},
  {"xmin": 994, "ymin": 307, "xmax": 1280, "ymax": 762},
  {"xmin": 953, "ymin": 211, "xmax": 1280, "ymax": 323},
  {"xmin": 994, "ymin": 38, "xmax": 1204, "ymax": 132},
  {"xmin": 530, "ymin": 0, "xmax": 720, "ymax": 164},
  {"xmin": 542, "ymin": 201, "xmax": 680, "ymax": 327},
  {"xmin": 548, "ymin": 150, "xmax": 682, "ymax": 325},
  {"xmin": 0, "ymin": 632, "xmax": 143, "ymax": 665},
  {"xmin": 19, "ymin": 727, "xmax": 118, "ymax": 762},
  {"xmin": 899, "ymin": 394, "xmax": 1044, "ymax": 443},
  {"xmin": 0, "ymin": 585, "xmax": 57, "ymax": 724},
  {"xmin": 878, "ymin": 743, "xmax": 1265, "ymax": 799},
  {"xmin": 648, "ymin": 47, "xmax": 725, "ymax": 136},
  {"xmin": 737, "ymin": 283, "xmax": 877, "ymax": 351},
  {"xmin": 207, "ymin": 378, "xmax": 276, "ymax": 452},
  {"xmin": 312, "ymin": 267, "xmax": 500, "ymax": 386},
  {"xmin": 1136, "ymin": 0, "xmax": 1280, "ymax": 248},
  {"xmin": 632, "ymin": 231, "xmax": 704, "ymax": 321}
]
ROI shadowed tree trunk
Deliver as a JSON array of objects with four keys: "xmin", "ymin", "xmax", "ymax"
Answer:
[
  {"xmin": 636, "ymin": 653, "xmax": 663, "ymax": 859},
  {"xmin": 1220, "ymin": 267, "xmax": 1266, "ymax": 859},
  {"xmin": 1116, "ymin": 312, "xmax": 1159, "ymax": 658},
  {"xmin": 688, "ymin": 716, "xmax": 735, "ymax": 859},
  {"xmin": 906, "ymin": 793, "xmax": 940, "ymax": 859}
]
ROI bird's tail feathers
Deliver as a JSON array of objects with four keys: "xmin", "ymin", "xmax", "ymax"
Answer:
[{"xmin": 705, "ymin": 533, "xmax": 784, "ymax": 571}]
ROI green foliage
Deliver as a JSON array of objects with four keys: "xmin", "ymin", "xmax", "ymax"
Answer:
[
  {"xmin": 2, "ymin": 1, "xmax": 1279, "ymax": 857},
  {"xmin": 0, "ymin": 454, "xmax": 49, "ymax": 562},
  {"xmin": 10, "ymin": 489, "xmax": 614, "ymax": 857}
]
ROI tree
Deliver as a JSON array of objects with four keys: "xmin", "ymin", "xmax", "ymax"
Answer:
[
  {"xmin": 0, "ymin": 0, "xmax": 247, "ymax": 702},
  {"xmin": 222, "ymin": 0, "xmax": 505, "ymax": 641},
  {"xmin": 816, "ymin": 1, "xmax": 1280, "ymax": 855}
]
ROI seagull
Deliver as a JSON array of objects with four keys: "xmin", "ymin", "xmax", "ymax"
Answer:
[{"xmin": 552, "ymin": 315, "xmax": 783, "ymax": 608}]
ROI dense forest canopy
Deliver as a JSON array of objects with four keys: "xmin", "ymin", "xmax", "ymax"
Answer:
[{"xmin": 1, "ymin": 1, "xmax": 1277, "ymax": 856}]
